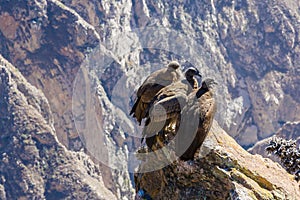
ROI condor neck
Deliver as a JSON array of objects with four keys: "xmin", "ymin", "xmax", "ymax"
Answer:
[{"xmin": 196, "ymin": 87, "xmax": 208, "ymax": 98}]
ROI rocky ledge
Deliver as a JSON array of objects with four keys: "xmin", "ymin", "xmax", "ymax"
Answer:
[{"xmin": 134, "ymin": 122, "xmax": 300, "ymax": 199}]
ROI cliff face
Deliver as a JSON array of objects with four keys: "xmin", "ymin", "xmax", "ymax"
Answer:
[
  {"xmin": 0, "ymin": 55, "xmax": 116, "ymax": 199},
  {"xmin": 0, "ymin": 0, "xmax": 100, "ymax": 148},
  {"xmin": 33, "ymin": 0, "xmax": 300, "ymax": 148},
  {"xmin": 1, "ymin": 0, "xmax": 299, "ymax": 149},
  {"xmin": 0, "ymin": 0, "xmax": 300, "ymax": 199}
]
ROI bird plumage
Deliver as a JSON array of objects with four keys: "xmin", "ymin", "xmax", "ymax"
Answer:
[
  {"xmin": 142, "ymin": 67, "xmax": 202, "ymax": 149},
  {"xmin": 175, "ymin": 78, "xmax": 217, "ymax": 161},
  {"xmin": 130, "ymin": 61, "xmax": 183, "ymax": 125}
]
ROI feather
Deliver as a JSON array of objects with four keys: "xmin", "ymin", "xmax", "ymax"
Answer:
[
  {"xmin": 142, "ymin": 67, "xmax": 202, "ymax": 150},
  {"xmin": 130, "ymin": 61, "xmax": 183, "ymax": 125},
  {"xmin": 175, "ymin": 78, "xmax": 217, "ymax": 161}
]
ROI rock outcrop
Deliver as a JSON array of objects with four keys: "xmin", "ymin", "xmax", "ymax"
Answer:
[
  {"xmin": 135, "ymin": 122, "xmax": 300, "ymax": 199},
  {"xmin": 0, "ymin": 55, "xmax": 116, "ymax": 199}
]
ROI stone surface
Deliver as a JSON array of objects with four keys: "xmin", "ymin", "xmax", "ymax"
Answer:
[
  {"xmin": 0, "ymin": 55, "xmax": 116, "ymax": 199},
  {"xmin": 0, "ymin": 0, "xmax": 100, "ymax": 148},
  {"xmin": 135, "ymin": 121, "xmax": 300, "ymax": 199}
]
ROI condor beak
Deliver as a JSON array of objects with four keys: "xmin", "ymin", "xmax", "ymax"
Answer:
[{"xmin": 196, "ymin": 71, "xmax": 202, "ymax": 78}]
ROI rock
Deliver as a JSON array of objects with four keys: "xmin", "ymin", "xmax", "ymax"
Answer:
[
  {"xmin": 0, "ymin": 55, "xmax": 116, "ymax": 199},
  {"xmin": 135, "ymin": 121, "xmax": 300, "ymax": 199},
  {"xmin": 0, "ymin": 0, "xmax": 100, "ymax": 148}
]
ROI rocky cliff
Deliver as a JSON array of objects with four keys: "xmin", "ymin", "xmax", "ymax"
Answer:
[
  {"xmin": 0, "ymin": 55, "xmax": 116, "ymax": 199},
  {"xmin": 0, "ymin": 0, "xmax": 300, "ymax": 199},
  {"xmin": 1, "ymin": 0, "xmax": 299, "ymax": 150}
]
